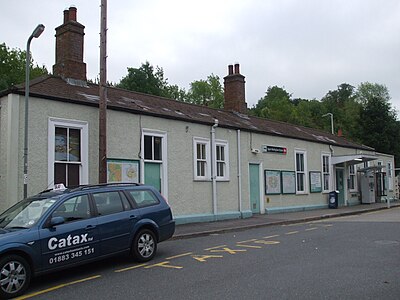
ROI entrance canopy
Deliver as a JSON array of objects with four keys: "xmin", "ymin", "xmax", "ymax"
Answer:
[{"xmin": 331, "ymin": 154, "xmax": 377, "ymax": 166}]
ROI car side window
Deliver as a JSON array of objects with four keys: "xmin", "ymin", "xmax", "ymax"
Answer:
[
  {"xmin": 128, "ymin": 190, "xmax": 160, "ymax": 208},
  {"xmin": 52, "ymin": 195, "xmax": 91, "ymax": 222},
  {"xmin": 92, "ymin": 191, "xmax": 124, "ymax": 216}
]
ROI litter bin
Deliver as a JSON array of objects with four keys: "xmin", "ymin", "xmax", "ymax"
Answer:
[{"xmin": 328, "ymin": 191, "xmax": 338, "ymax": 209}]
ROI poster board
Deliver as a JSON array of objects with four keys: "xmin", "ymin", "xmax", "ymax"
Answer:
[
  {"xmin": 265, "ymin": 170, "xmax": 281, "ymax": 195},
  {"xmin": 309, "ymin": 171, "xmax": 322, "ymax": 193},
  {"xmin": 107, "ymin": 159, "xmax": 140, "ymax": 183},
  {"xmin": 281, "ymin": 171, "xmax": 296, "ymax": 194}
]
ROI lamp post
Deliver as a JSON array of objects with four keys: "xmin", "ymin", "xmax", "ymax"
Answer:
[
  {"xmin": 322, "ymin": 113, "xmax": 334, "ymax": 135},
  {"xmin": 24, "ymin": 24, "xmax": 45, "ymax": 199}
]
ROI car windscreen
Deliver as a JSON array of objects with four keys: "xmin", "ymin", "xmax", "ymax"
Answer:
[{"xmin": 0, "ymin": 197, "xmax": 58, "ymax": 229}]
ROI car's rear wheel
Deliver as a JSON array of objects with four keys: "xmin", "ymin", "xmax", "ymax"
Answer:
[
  {"xmin": 132, "ymin": 229, "xmax": 157, "ymax": 262},
  {"xmin": 0, "ymin": 254, "xmax": 31, "ymax": 299}
]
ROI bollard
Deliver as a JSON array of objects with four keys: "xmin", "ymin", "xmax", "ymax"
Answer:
[{"xmin": 387, "ymin": 197, "xmax": 391, "ymax": 209}]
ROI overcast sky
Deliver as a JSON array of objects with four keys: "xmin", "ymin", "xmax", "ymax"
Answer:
[{"xmin": 2, "ymin": 0, "xmax": 400, "ymax": 111}]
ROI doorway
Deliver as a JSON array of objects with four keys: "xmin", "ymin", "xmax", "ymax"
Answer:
[
  {"xmin": 336, "ymin": 168, "xmax": 345, "ymax": 206},
  {"xmin": 144, "ymin": 162, "xmax": 161, "ymax": 192},
  {"xmin": 249, "ymin": 164, "xmax": 261, "ymax": 213}
]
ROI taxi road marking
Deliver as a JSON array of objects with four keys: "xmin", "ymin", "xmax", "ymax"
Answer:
[
  {"xmin": 305, "ymin": 227, "xmax": 318, "ymax": 231},
  {"xmin": 285, "ymin": 231, "xmax": 299, "ymax": 235},
  {"xmin": 209, "ymin": 247, "xmax": 247, "ymax": 255},
  {"xmin": 191, "ymin": 255, "xmax": 224, "ymax": 262},
  {"xmin": 15, "ymin": 275, "xmax": 102, "ymax": 300},
  {"xmin": 205, "ymin": 245, "xmax": 227, "ymax": 251},
  {"xmin": 166, "ymin": 252, "xmax": 193, "ymax": 260},
  {"xmin": 263, "ymin": 235, "xmax": 280, "ymax": 239},
  {"xmin": 144, "ymin": 261, "xmax": 183, "ymax": 269},
  {"xmin": 236, "ymin": 244, "xmax": 262, "ymax": 249},
  {"xmin": 115, "ymin": 263, "xmax": 148, "ymax": 273}
]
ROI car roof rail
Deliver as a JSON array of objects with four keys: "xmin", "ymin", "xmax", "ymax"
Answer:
[{"xmin": 70, "ymin": 182, "xmax": 142, "ymax": 191}]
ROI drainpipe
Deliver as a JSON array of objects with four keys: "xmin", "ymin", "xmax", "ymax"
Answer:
[
  {"xmin": 211, "ymin": 119, "xmax": 219, "ymax": 216},
  {"xmin": 237, "ymin": 130, "xmax": 242, "ymax": 214}
]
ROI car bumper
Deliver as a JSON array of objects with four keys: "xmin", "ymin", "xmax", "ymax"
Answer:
[{"xmin": 158, "ymin": 220, "xmax": 175, "ymax": 242}]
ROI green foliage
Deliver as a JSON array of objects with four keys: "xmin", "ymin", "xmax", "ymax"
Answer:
[
  {"xmin": 117, "ymin": 61, "xmax": 172, "ymax": 97},
  {"xmin": 356, "ymin": 83, "xmax": 400, "ymax": 161},
  {"xmin": 186, "ymin": 74, "xmax": 224, "ymax": 108},
  {"xmin": 117, "ymin": 63, "xmax": 223, "ymax": 108},
  {"xmin": 321, "ymin": 83, "xmax": 362, "ymax": 140},
  {"xmin": 356, "ymin": 82, "xmax": 391, "ymax": 107},
  {"xmin": 0, "ymin": 43, "xmax": 48, "ymax": 91},
  {"xmin": 253, "ymin": 86, "xmax": 294, "ymax": 121}
]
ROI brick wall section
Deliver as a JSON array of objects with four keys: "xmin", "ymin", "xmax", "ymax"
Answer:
[
  {"xmin": 53, "ymin": 7, "xmax": 87, "ymax": 81},
  {"xmin": 223, "ymin": 64, "xmax": 247, "ymax": 113}
]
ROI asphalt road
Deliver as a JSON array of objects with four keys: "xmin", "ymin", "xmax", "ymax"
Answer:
[{"xmin": 20, "ymin": 208, "xmax": 400, "ymax": 300}]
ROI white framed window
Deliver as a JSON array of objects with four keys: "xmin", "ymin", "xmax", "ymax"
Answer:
[
  {"xmin": 349, "ymin": 164, "xmax": 356, "ymax": 191},
  {"xmin": 48, "ymin": 118, "xmax": 88, "ymax": 188},
  {"xmin": 193, "ymin": 137, "xmax": 211, "ymax": 181},
  {"xmin": 144, "ymin": 135, "xmax": 162, "ymax": 161},
  {"xmin": 321, "ymin": 153, "xmax": 330, "ymax": 193},
  {"xmin": 295, "ymin": 150, "xmax": 307, "ymax": 194},
  {"xmin": 216, "ymin": 140, "xmax": 229, "ymax": 181},
  {"xmin": 387, "ymin": 161, "xmax": 393, "ymax": 191}
]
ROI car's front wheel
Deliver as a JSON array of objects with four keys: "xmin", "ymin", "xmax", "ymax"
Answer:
[
  {"xmin": 0, "ymin": 254, "xmax": 31, "ymax": 299},
  {"xmin": 132, "ymin": 229, "xmax": 157, "ymax": 262}
]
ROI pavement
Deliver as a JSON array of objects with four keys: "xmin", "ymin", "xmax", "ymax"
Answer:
[{"xmin": 173, "ymin": 201, "xmax": 400, "ymax": 239}]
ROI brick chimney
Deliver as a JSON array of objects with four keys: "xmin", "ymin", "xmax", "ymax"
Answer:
[
  {"xmin": 53, "ymin": 6, "xmax": 87, "ymax": 81},
  {"xmin": 223, "ymin": 63, "xmax": 247, "ymax": 113}
]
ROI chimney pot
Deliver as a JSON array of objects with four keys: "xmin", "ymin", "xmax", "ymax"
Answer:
[
  {"xmin": 223, "ymin": 63, "xmax": 247, "ymax": 113},
  {"xmin": 63, "ymin": 9, "xmax": 69, "ymax": 24},
  {"xmin": 69, "ymin": 6, "xmax": 77, "ymax": 21},
  {"xmin": 228, "ymin": 65, "xmax": 233, "ymax": 75},
  {"xmin": 54, "ymin": 6, "xmax": 86, "ymax": 81},
  {"xmin": 234, "ymin": 63, "xmax": 240, "ymax": 74}
]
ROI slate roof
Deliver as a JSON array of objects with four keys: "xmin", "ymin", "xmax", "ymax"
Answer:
[{"xmin": 1, "ymin": 75, "xmax": 373, "ymax": 151}]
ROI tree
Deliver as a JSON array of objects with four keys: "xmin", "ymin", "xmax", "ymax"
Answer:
[
  {"xmin": 252, "ymin": 86, "xmax": 294, "ymax": 122},
  {"xmin": 186, "ymin": 74, "xmax": 224, "ymax": 108},
  {"xmin": 117, "ymin": 61, "xmax": 172, "ymax": 98},
  {"xmin": 356, "ymin": 83, "xmax": 400, "ymax": 161},
  {"xmin": 0, "ymin": 43, "xmax": 48, "ymax": 91},
  {"xmin": 356, "ymin": 82, "xmax": 391, "ymax": 107},
  {"xmin": 321, "ymin": 83, "xmax": 361, "ymax": 138}
]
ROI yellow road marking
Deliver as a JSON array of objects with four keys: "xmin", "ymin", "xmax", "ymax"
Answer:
[
  {"xmin": 254, "ymin": 240, "xmax": 280, "ymax": 245},
  {"xmin": 192, "ymin": 255, "xmax": 223, "ymax": 262},
  {"xmin": 210, "ymin": 247, "xmax": 247, "ymax": 254},
  {"xmin": 263, "ymin": 235, "xmax": 280, "ymax": 239},
  {"xmin": 166, "ymin": 252, "xmax": 193, "ymax": 260},
  {"xmin": 144, "ymin": 261, "xmax": 183, "ymax": 269},
  {"xmin": 205, "ymin": 245, "xmax": 227, "ymax": 251},
  {"xmin": 237, "ymin": 239, "xmax": 258, "ymax": 244},
  {"xmin": 285, "ymin": 231, "xmax": 299, "ymax": 235},
  {"xmin": 305, "ymin": 227, "xmax": 318, "ymax": 231},
  {"xmin": 16, "ymin": 275, "xmax": 101, "ymax": 300},
  {"xmin": 115, "ymin": 263, "xmax": 148, "ymax": 273},
  {"xmin": 236, "ymin": 244, "xmax": 263, "ymax": 249}
]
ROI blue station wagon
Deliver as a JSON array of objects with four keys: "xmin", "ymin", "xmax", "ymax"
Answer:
[{"xmin": 0, "ymin": 183, "xmax": 175, "ymax": 298}]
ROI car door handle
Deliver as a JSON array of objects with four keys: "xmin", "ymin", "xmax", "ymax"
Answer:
[
  {"xmin": 129, "ymin": 215, "xmax": 138, "ymax": 220},
  {"xmin": 85, "ymin": 225, "xmax": 96, "ymax": 230}
]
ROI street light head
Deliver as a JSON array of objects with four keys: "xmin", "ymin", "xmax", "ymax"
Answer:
[
  {"xmin": 322, "ymin": 113, "xmax": 333, "ymax": 117},
  {"xmin": 31, "ymin": 24, "xmax": 45, "ymax": 38}
]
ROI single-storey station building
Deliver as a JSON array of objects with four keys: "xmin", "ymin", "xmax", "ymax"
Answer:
[{"xmin": 0, "ymin": 7, "xmax": 395, "ymax": 224}]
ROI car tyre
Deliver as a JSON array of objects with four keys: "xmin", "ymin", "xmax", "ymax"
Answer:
[
  {"xmin": 0, "ymin": 254, "xmax": 31, "ymax": 299},
  {"xmin": 132, "ymin": 229, "xmax": 157, "ymax": 262}
]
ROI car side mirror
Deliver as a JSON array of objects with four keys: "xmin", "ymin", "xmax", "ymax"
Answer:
[{"xmin": 50, "ymin": 216, "xmax": 65, "ymax": 227}]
